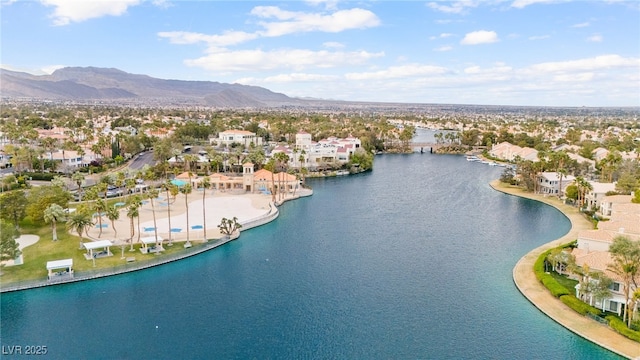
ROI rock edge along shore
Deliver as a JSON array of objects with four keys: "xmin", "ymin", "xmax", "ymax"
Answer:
[{"xmin": 490, "ymin": 180, "xmax": 640, "ymax": 360}]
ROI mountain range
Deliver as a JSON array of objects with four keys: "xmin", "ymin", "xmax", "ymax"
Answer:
[{"xmin": 0, "ymin": 67, "xmax": 304, "ymax": 108}]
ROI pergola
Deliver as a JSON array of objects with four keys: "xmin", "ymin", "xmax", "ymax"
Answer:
[
  {"xmin": 140, "ymin": 236, "xmax": 164, "ymax": 254},
  {"xmin": 82, "ymin": 240, "xmax": 113, "ymax": 260},
  {"xmin": 46, "ymin": 259, "xmax": 73, "ymax": 280}
]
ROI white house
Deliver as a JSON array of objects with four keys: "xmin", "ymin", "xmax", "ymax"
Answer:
[
  {"xmin": 489, "ymin": 142, "xmax": 539, "ymax": 162},
  {"xmin": 584, "ymin": 182, "xmax": 616, "ymax": 211},
  {"xmin": 599, "ymin": 195, "xmax": 633, "ymax": 218},
  {"xmin": 292, "ymin": 133, "xmax": 362, "ymax": 170},
  {"xmin": 536, "ymin": 172, "xmax": 576, "ymax": 196},
  {"xmin": 572, "ymin": 200, "xmax": 640, "ymax": 316},
  {"xmin": 212, "ymin": 130, "xmax": 263, "ymax": 148}
]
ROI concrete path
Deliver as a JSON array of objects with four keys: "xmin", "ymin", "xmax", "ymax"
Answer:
[
  {"xmin": 491, "ymin": 181, "xmax": 640, "ymax": 360},
  {"xmin": 1, "ymin": 234, "xmax": 40, "ymax": 267}
]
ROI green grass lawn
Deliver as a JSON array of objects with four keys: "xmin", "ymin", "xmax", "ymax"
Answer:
[
  {"xmin": 550, "ymin": 272, "xmax": 579, "ymax": 293},
  {"xmin": 1, "ymin": 219, "xmax": 208, "ymax": 287}
]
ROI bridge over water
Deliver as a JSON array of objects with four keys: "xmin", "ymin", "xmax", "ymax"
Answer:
[{"xmin": 410, "ymin": 142, "xmax": 487, "ymax": 153}]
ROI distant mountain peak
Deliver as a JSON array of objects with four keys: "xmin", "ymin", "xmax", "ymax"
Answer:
[{"xmin": 1, "ymin": 66, "xmax": 301, "ymax": 108}]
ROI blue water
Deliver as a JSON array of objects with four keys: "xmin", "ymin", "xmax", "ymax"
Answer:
[{"xmin": 0, "ymin": 153, "xmax": 622, "ymax": 359}]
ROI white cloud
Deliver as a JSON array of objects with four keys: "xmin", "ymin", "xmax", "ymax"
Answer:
[
  {"xmin": 528, "ymin": 54, "xmax": 639, "ymax": 73},
  {"xmin": 261, "ymin": 73, "xmax": 339, "ymax": 83},
  {"xmin": 158, "ymin": 30, "xmax": 259, "ymax": 48},
  {"xmin": 184, "ymin": 49, "xmax": 385, "ymax": 72},
  {"xmin": 323, "ymin": 41, "xmax": 345, "ymax": 49},
  {"xmin": 587, "ymin": 34, "xmax": 603, "ymax": 42},
  {"xmin": 305, "ymin": 0, "xmax": 339, "ymax": 10},
  {"xmin": 460, "ymin": 30, "xmax": 499, "ymax": 45},
  {"xmin": 430, "ymin": 33, "xmax": 454, "ymax": 40},
  {"xmin": 251, "ymin": 6, "xmax": 380, "ymax": 37},
  {"xmin": 529, "ymin": 35, "xmax": 550, "ymax": 40},
  {"xmin": 160, "ymin": 6, "xmax": 380, "ymax": 50},
  {"xmin": 427, "ymin": 1, "xmax": 480, "ymax": 14},
  {"xmin": 40, "ymin": 0, "xmax": 141, "ymax": 26},
  {"xmin": 571, "ymin": 22, "xmax": 590, "ymax": 28},
  {"xmin": 345, "ymin": 64, "xmax": 449, "ymax": 80},
  {"xmin": 41, "ymin": 64, "xmax": 66, "ymax": 74},
  {"xmin": 553, "ymin": 72, "xmax": 595, "ymax": 82},
  {"xmin": 511, "ymin": 0, "xmax": 562, "ymax": 9},
  {"xmin": 434, "ymin": 46, "xmax": 453, "ymax": 52}
]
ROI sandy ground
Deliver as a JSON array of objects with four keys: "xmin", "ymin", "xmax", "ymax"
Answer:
[
  {"xmin": 1, "ymin": 234, "xmax": 40, "ymax": 266},
  {"xmin": 85, "ymin": 191, "xmax": 274, "ymax": 245}
]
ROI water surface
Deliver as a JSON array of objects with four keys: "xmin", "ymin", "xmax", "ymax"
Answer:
[{"xmin": 0, "ymin": 152, "xmax": 621, "ymax": 359}]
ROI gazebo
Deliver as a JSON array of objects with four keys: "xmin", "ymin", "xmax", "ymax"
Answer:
[
  {"xmin": 82, "ymin": 240, "xmax": 113, "ymax": 260},
  {"xmin": 46, "ymin": 259, "xmax": 73, "ymax": 281},
  {"xmin": 140, "ymin": 236, "xmax": 164, "ymax": 254}
]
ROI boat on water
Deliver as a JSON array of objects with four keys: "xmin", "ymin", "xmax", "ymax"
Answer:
[
  {"xmin": 466, "ymin": 155, "xmax": 481, "ymax": 162},
  {"xmin": 336, "ymin": 170, "xmax": 349, "ymax": 176}
]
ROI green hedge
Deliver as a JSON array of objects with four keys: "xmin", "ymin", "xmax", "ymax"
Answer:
[
  {"xmin": 560, "ymin": 295, "xmax": 601, "ymax": 316},
  {"xmin": 22, "ymin": 172, "xmax": 57, "ymax": 181},
  {"xmin": 542, "ymin": 275, "xmax": 571, "ymax": 297},
  {"xmin": 606, "ymin": 316, "xmax": 640, "ymax": 342},
  {"xmin": 534, "ymin": 249, "xmax": 551, "ymax": 281}
]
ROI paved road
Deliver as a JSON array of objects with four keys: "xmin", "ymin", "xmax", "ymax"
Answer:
[{"xmin": 128, "ymin": 151, "xmax": 156, "ymax": 171}]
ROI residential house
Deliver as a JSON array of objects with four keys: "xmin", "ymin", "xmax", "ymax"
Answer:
[
  {"xmin": 293, "ymin": 133, "xmax": 362, "ymax": 170},
  {"xmin": 211, "ymin": 130, "xmax": 263, "ymax": 148},
  {"xmin": 536, "ymin": 172, "xmax": 576, "ymax": 196},
  {"xmin": 599, "ymin": 195, "xmax": 633, "ymax": 218},
  {"xmin": 572, "ymin": 200, "xmax": 640, "ymax": 315},
  {"xmin": 489, "ymin": 141, "xmax": 538, "ymax": 162},
  {"xmin": 584, "ymin": 182, "xmax": 616, "ymax": 211},
  {"xmin": 592, "ymin": 148, "xmax": 609, "ymax": 162}
]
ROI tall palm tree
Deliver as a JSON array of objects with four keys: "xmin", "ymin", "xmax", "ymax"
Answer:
[
  {"xmin": 105, "ymin": 205, "xmax": 120, "ymax": 238},
  {"xmin": 182, "ymin": 183, "xmax": 193, "ymax": 247},
  {"xmin": 607, "ymin": 236, "xmax": 640, "ymax": 327},
  {"xmin": 43, "ymin": 203, "xmax": 66, "ymax": 241},
  {"xmin": 67, "ymin": 210, "xmax": 93, "ymax": 249},
  {"xmin": 126, "ymin": 195, "xmax": 142, "ymax": 251},
  {"xmin": 144, "ymin": 169, "xmax": 161, "ymax": 247},
  {"xmin": 200, "ymin": 176, "xmax": 210, "ymax": 242},
  {"xmin": 147, "ymin": 187, "xmax": 160, "ymax": 247},
  {"xmin": 163, "ymin": 180, "xmax": 179, "ymax": 246},
  {"xmin": 93, "ymin": 199, "xmax": 107, "ymax": 238},
  {"xmin": 71, "ymin": 171, "xmax": 85, "ymax": 201}
]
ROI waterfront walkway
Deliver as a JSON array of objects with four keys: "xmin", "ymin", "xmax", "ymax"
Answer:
[{"xmin": 490, "ymin": 180, "xmax": 640, "ymax": 360}]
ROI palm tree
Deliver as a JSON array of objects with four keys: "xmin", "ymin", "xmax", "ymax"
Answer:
[
  {"xmin": 144, "ymin": 169, "xmax": 161, "ymax": 247},
  {"xmin": 67, "ymin": 210, "xmax": 93, "ymax": 249},
  {"xmin": 126, "ymin": 195, "xmax": 142, "ymax": 251},
  {"xmin": 163, "ymin": 180, "xmax": 180, "ymax": 246},
  {"xmin": 93, "ymin": 199, "xmax": 107, "ymax": 238},
  {"xmin": 71, "ymin": 171, "xmax": 85, "ymax": 201},
  {"xmin": 273, "ymin": 152, "xmax": 290, "ymax": 201},
  {"xmin": 147, "ymin": 187, "xmax": 160, "ymax": 248},
  {"xmin": 105, "ymin": 205, "xmax": 120, "ymax": 237},
  {"xmin": 43, "ymin": 204, "xmax": 66, "ymax": 241},
  {"xmin": 200, "ymin": 176, "xmax": 210, "ymax": 242},
  {"xmin": 264, "ymin": 158, "xmax": 277, "ymax": 202},
  {"xmin": 607, "ymin": 236, "xmax": 640, "ymax": 327},
  {"xmin": 182, "ymin": 183, "xmax": 193, "ymax": 247}
]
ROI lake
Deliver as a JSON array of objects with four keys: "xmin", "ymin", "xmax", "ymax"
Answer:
[{"xmin": 0, "ymin": 148, "xmax": 622, "ymax": 359}]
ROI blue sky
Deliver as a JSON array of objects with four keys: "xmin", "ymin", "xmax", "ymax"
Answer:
[{"xmin": 1, "ymin": 0, "xmax": 639, "ymax": 107}]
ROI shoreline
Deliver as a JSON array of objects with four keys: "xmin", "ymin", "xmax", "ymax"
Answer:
[
  {"xmin": 490, "ymin": 180, "xmax": 640, "ymax": 360},
  {"xmin": 0, "ymin": 189, "xmax": 313, "ymax": 293}
]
